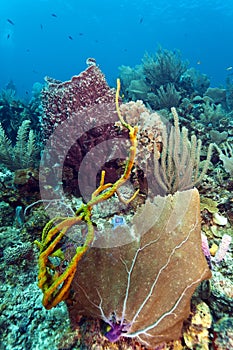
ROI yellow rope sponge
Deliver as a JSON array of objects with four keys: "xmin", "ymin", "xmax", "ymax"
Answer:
[{"xmin": 35, "ymin": 79, "xmax": 138, "ymax": 309}]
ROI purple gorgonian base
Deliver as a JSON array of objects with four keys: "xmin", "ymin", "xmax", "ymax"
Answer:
[{"xmin": 105, "ymin": 321, "xmax": 131, "ymax": 342}]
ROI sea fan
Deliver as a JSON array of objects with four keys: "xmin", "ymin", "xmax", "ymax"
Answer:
[{"xmin": 67, "ymin": 188, "xmax": 211, "ymax": 347}]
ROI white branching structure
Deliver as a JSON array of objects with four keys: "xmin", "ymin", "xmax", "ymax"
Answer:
[
  {"xmin": 68, "ymin": 188, "xmax": 211, "ymax": 347},
  {"xmin": 214, "ymin": 141, "xmax": 233, "ymax": 176},
  {"xmin": 154, "ymin": 107, "xmax": 213, "ymax": 194}
]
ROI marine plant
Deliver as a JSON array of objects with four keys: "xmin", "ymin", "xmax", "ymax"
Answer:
[
  {"xmin": 0, "ymin": 87, "xmax": 16, "ymax": 105},
  {"xmin": 152, "ymin": 82, "xmax": 181, "ymax": 109},
  {"xmin": 118, "ymin": 48, "xmax": 213, "ymax": 111},
  {"xmin": 142, "ymin": 47, "xmax": 189, "ymax": 89},
  {"xmin": 0, "ymin": 119, "xmax": 39, "ymax": 170},
  {"xmin": 118, "ymin": 48, "xmax": 189, "ymax": 110}
]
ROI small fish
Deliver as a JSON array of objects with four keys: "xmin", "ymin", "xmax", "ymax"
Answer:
[
  {"xmin": 139, "ymin": 17, "xmax": 143, "ymax": 24},
  {"xmin": 7, "ymin": 18, "xmax": 15, "ymax": 25},
  {"xmin": 79, "ymin": 32, "xmax": 84, "ymax": 36},
  {"xmin": 226, "ymin": 66, "xmax": 232, "ymax": 71},
  {"xmin": 197, "ymin": 60, "xmax": 201, "ymax": 65},
  {"xmin": 68, "ymin": 35, "xmax": 73, "ymax": 40},
  {"xmin": 40, "ymin": 24, "xmax": 43, "ymax": 30},
  {"xmin": 51, "ymin": 13, "xmax": 57, "ymax": 17},
  {"xmin": 7, "ymin": 34, "xmax": 10, "ymax": 39},
  {"xmin": 86, "ymin": 57, "xmax": 96, "ymax": 66}
]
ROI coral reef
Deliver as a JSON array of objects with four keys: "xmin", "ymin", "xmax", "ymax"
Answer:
[
  {"xmin": 0, "ymin": 280, "xmax": 70, "ymax": 350},
  {"xmin": 214, "ymin": 142, "xmax": 233, "ymax": 176},
  {"xmin": 183, "ymin": 300, "xmax": 212, "ymax": 350},
  {"xmin": 118, "ymin": 48, "xmax": 232, "ymax": 167},
  {"xmin": 118, "ymin": 48, "xmax": 188, "ymax": 109},
  {"xmin": 226, "ymin": 75, "xmax": 233, "ymax": 111},
  {"xmin": 118, "ymin": 47, "xmax": 210, "ymax": 111},
  {"xmin": 3, "ymin": 241, "xmax": 32, "ymax": 265},
  {"xmin": 181, "ymin": 68, "xmax": 210, "ymax": 96},
  {"xmin": 213, "ymin": 317, "xmax": 233, "ymax": 349},
  {"xmin": 142, "ymin": 48, "xmax": 188, "ymax": 89},
  {"xmin": 36, "ymin": 71, "xmax": 212, "ymax": 348},
  {"xmin": 0, "ymin": 58, "xmax": 232, "ymax": 350},
  {"xmin": 0, "ymin": 84, "xmax": 42, "ymax": 142}
]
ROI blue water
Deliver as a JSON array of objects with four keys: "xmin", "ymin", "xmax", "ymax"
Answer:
[{"xmin": 1, "ymin": 0, "xmax": 233, "ymax": 97}]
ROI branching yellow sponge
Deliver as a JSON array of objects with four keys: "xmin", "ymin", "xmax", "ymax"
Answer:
[{"xmin": 36, "ymin": 79, "xmax": 138, "ymax": 309}]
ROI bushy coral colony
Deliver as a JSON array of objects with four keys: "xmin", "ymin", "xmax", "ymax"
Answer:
[{"xmin": 0, "ymin": 49, "xmax": 233, "ymax": 349}]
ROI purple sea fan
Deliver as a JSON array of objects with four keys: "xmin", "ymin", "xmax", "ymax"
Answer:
[
  {"xmin": 67, "ymin": 189, "xmax": 211, "ymax": 348},
  {"xmin": 105, "ymin": 320, "xmax": 130, "ymax": 342}
]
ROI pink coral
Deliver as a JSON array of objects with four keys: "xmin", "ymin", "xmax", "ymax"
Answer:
[
  {"xmin": 214, "ymin": 234, "xmax": 232, "ymax": 263},
  {"xmin": 201, "ymin": 232, "xmax": 212, "ymax": 269}
]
